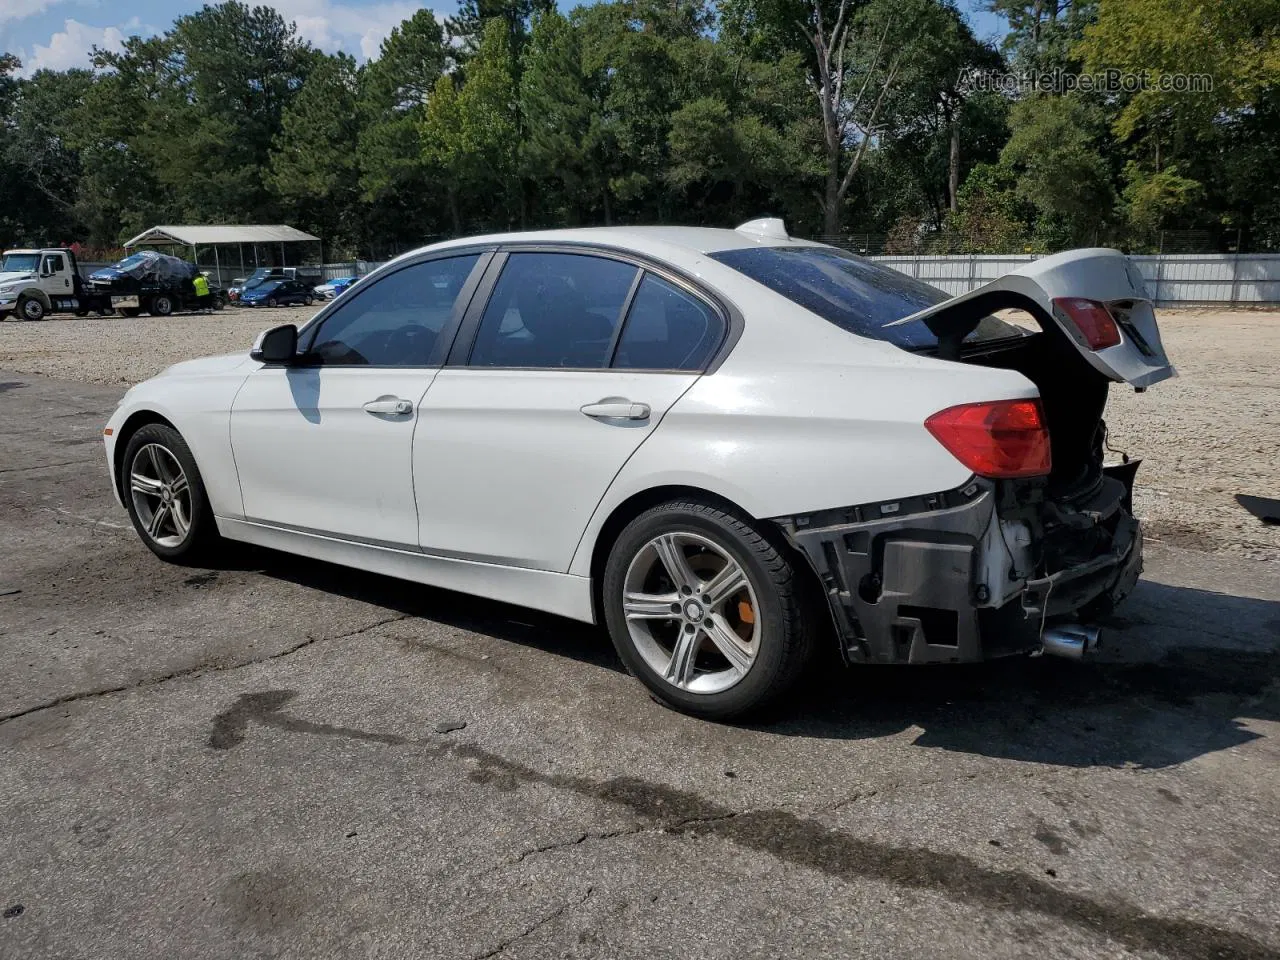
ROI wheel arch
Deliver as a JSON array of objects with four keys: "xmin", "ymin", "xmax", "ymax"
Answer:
[
  {"xmin": 584, "ymin": 484, "xmax": 826, "ymax": 632},
  {"xmin": 19, "ymin": 287, "xmax": 52, "ymax": 309},
  {"xmin": 111, "ymin": 409, "xmax": 178, "ymax": 500}
]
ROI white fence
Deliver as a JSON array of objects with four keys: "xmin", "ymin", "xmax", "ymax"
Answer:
[{"xmin": 870, "ymin": 253, "xmax": 1280, "ymax": 306}]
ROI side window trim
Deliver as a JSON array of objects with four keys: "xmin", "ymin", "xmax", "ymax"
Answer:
[
  {"xmin": 299, "ymin": 250, "xmax": 493, "ymax": 368},
  {"xmin": 604, "ymin": 269, "xmax": 646, "ymax": 369},
  {"xmin": 444, "ymin": 243, "xmax": 735, "ymax": 372},
  {"xmin": 446, "ymin": 251, "xmax": 509, "ymax": 367}
]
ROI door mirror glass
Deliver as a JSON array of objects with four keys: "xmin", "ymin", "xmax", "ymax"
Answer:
[{"xmin": 251, "ymin": 324, "xmax": 298, "ymax": 363}]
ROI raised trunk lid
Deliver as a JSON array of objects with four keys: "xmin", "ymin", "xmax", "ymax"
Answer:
[{"xmin": 887, "ymin": 248, "xmax": 1175, "ymax": 389}]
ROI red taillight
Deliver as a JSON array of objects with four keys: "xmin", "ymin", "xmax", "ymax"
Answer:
[
  {"xmin": 925, "ymin": 399, "xmax": 1052, "ymax": 479},
  {"xmin": 1053, "ymin": 297, "xmax": 1121, "ymax": 350}
]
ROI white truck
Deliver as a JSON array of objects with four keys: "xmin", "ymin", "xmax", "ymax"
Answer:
[{"xmin": 0, "ymin": 247, "xmax": 115, "ymax": 321}]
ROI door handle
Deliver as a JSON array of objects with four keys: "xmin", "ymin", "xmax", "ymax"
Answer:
[
  {"xmin": 580, "ymin": 398, "xmax": 651, "ymax": 421},
  {"xmin": 363, "ymin": 396, "xmax": 413, "ymax": 416}
]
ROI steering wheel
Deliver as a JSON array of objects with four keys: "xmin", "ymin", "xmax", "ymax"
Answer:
[{"xmin": 385, "ymin": 324, "xmax": 435, "ymax": 364}]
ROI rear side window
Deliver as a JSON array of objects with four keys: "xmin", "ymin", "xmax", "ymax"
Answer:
[
  {"xmin": 709, "ymin": 246, "xmax": 1021, "ymax": 349},
  {"xmin": 613, "ymin": 274, "xmax": 721, "ymax": 370},
  {"xmin": 469, "ymin": 253, "xmax": 637, "ymax": 368}
]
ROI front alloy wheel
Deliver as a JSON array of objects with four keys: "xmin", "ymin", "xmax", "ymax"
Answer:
[
  {"xmin": 121, "ymin": 423, "xmax": 220, "ymax": 563},
  {"xmin": 623, "ymin": 532, "xmax": 759, "ymax": 694},
  {"xmin": 129, "ymin": 443, "xmax": 193, "ymax": 548}
]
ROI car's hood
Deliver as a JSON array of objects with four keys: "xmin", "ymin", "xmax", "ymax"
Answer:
[
  {"xmin": 0, "ymin": 271, "xmax": 35, "ymax": 287},
  {"xmin": 157, "ymin": 352, "xmax": 253, "ymax": 378}
]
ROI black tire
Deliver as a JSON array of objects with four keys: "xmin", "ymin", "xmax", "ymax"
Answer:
[
  {"xmin": 303, "ymin": 295, "xmax": 314, "ymax": 306},
  {"xmin": 120, "ymin": 423, "xmax": 221, "ymax": 564},
  {"xmin": 18, "ymin": 296, "xmax": 46, "ymax": 321},
  {"xmin": 213, "ymin": 294, "xmax": 226, "ymax": 311},
  {"xmin": 120, "ymin": 307, "xmax": 141, "ymax": 318},
  {"xmin": 150, "ymin": 294, "xmax": 174, "ymax": 317},
  {"xmin": 267, "ymin": 296, "xmax": 278, "ymax": 308},
  {"xmin": 602, "ymin": 500, "xmax": 817, "ymax": 720}
]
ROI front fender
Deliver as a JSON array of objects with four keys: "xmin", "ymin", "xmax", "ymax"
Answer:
[{"xmin": 104, "ymin": 363, "xmax": 254, "ymax": 519}]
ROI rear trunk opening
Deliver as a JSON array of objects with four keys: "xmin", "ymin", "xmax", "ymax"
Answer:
[{"xmin": 957, "ymin": 328, "xmax": 1111, "ymax": 499}]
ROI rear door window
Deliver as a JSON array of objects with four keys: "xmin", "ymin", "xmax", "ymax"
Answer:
[{"xmin": 468, "ymin": 253, "xmax": 637, "ymax": 369}]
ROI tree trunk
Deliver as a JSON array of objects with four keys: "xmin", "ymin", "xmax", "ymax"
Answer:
[
  {"xmin": 823, "ymin": 154, "xmax": 841, "ymax": 236},
  {"xmin": 602, "ymin": 186, "xmax": 613, "ymax": 226},
  {"xmin": 449, "ymin": 192, "xmax": 461, "ymax": 236},
  {"xmin": 948, "ymin": 122, "xmax": 961, "ymax": 214}
]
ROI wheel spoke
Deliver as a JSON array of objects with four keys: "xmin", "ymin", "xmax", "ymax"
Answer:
[
  {"xmin": 130, "ymin": 472, "xmax": 164, "ymax": 497},
  {"xmin": 702, "ymin": 614, "xmax": 754, "ymax": 675},
  {"xmin": 147, "ymin": 503, "xmax": 170, "ymax": 539},
  {"xmin": 146, "ymin": 445, "xmax": 169, "ymax": 483},
  {"xmin": 653, "ymin": 534, "xmax": 697, "ymax": 592},
  {"xmin": 664, "ymin": 628, "xmax": 701, "ymax": 686},
  {"xmin": 170, "ymin": 502, "xmax": 190, "ymax": 538},
  {"xmin": 623, "ymin": 591, "xmax": 679, "ymax": 620},
  {"xmin": 169, "ymin": 472, "xmax": 188, "ymax": 497},
  {"xmin": 701, "ymin": 560, "xmax": 748, "ymax": 608}
]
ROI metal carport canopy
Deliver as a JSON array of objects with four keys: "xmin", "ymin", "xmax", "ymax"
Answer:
[{"xmin": 122, "ymin": 225, "xmax": 319, "ymax": 247}]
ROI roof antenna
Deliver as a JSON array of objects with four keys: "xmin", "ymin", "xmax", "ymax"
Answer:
[{"xmin": 735, "ymin": 218, "xmax": 789, "ymax": 241}]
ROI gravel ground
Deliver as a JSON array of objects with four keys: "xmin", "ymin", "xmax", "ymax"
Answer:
[{"xmin": 2, "ymin": 305, "xmax": 1276, "ymax": 560}]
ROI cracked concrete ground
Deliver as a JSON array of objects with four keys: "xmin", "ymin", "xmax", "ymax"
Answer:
[{"xmin": 2, "ymin": 369, "xmax": 1280, "ymax": 960}]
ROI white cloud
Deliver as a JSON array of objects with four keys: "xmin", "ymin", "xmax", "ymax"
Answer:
[
  {"xmin": 0, "ymin": 0, "xmax": 68, "ymax": 26},
  {"xmin": 269, "ymin": 0, "xmax": 443, "ymax": 62},
  {"xmin": 19, "ymin": 17, "xmax": 139, "ymax": 75}
]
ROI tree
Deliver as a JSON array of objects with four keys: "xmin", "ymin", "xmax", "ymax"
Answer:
[
  {"xmin": 269, "ymin": 53, "xmax": 362, "ymax": 251},
  {"xmin": 998, "ymin": 94, "xmax": 1117, "ymax": 246},
  {"xmin": 420, "ymin": 19, "xmax": 519, "ymax": 233},
  {"xmin": 358, "ymin": 10, "xmax": 453, "ymax": 249},
  {"xmin": 0, "ymin": 67, "xmax": 93, "ymax": 244}
]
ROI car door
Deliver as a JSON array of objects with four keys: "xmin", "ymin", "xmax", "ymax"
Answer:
[
  {"xmin": 414, "ymin": 249, "xmax": 728, "ymax": 572},
  {"xmin": 228, "ymin": 252, "xmax": 486, "ymax": 546}
]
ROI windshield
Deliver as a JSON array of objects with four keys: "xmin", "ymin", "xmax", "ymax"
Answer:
[
  {"xmin": 709, "ymin": 246, "xmax": 1023, "ymax": 350},
  {"xmin": 2, "ymin": 253, "xmax": 40, "ymax": 273},
  {"xmin": 252, "ymin": 280, "xmax": 283, "ymax": 293},
  {"xmin": 115, "ymin": 253, "xmax": 152, "ymax": 271}
]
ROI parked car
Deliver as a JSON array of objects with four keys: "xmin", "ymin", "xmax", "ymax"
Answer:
[
  {"xmin": 102, "ymin": 220, "xmax": 1173, "ymax": 719},
  {"xmin": 314, "ymin": 276, "xmax": 358, "ymax": 299},
  {"xmin": 237, "ymin": 278, "xmax": 315, "ymax": 307}
]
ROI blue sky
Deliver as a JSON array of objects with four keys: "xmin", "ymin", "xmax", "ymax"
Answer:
[{"xmin": 2, "ymin": 0, "xmax": 1008, "ymax": 76}]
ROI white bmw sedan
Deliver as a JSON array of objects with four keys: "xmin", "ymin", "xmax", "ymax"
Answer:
[{"xmin": 103, "ymin": 220, "xmax": 1173, "ymax": 718}]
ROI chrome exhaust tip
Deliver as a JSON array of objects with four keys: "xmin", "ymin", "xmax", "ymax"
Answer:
[{"xmin": 1041, "ymin": 623, "xmax": 1103, "ymax": 660}]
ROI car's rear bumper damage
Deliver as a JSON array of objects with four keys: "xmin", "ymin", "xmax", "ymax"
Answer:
[{"xmin": 772, "ymin": 465, "xmax": 1143, "ymax": 665}]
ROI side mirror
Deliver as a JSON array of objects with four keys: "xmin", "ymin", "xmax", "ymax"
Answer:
[{"xmin": 250, "ymin": 324, "xmax": 298, "ymax": 363}]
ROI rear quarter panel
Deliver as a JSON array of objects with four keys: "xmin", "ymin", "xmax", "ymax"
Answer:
[{"xmin": 568, "ymin": 277, "xmax": 1039, "ymax": 578}]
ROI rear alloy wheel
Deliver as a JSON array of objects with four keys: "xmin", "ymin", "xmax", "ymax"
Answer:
[
  {"xmin": 122, "ymin": 424, "xmax": 220, "ymax": 563},
  {"xmin": 267, "ymin": 296, "xmax": 278, "ymax": 308},
  {"xmin": 18, "ymin": 297, "xmax": 46, "ymax": 321},
  {"xmin": 150, "ymin": 294, "xmax": 174, "ymax": 317},
  {"xmin": 303, "ymin": 295, "xmax": 314, "ymax": 306},
  {"xmin": 603, "ymin": 500, "xmax": 817, "ymax": 719}
]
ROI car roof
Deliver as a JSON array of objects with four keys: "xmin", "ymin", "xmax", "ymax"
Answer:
[{"xmin": 410, "ymin": 223, "xmax": 826, "ymax": 264}]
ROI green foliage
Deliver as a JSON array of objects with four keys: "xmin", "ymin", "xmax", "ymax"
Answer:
[
  {"xmin": 268, "ymin": 53, "xmax": 362, "ymax": 249},
  {"xmin": 0, "ymin": 0, "xmax": 1276, "ymax": 252},
  {"xmin": 999, "ymin": 94, "xmax": 1117, "ymax": 246},
  {"xmin": 421, "ymin": 19, "xmax": 519, "ymax": 231}
]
